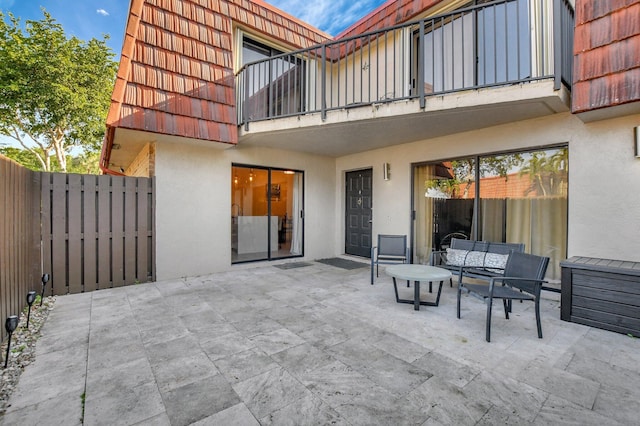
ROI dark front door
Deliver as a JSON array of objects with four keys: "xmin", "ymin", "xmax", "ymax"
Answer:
[{"xmin": 345, "ymin": 169, "xmax": 372, "ymax": 257}]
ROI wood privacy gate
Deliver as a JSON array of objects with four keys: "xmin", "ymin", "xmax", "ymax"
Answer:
[
  {"xmin": 2, "ymin": 157, "xmax": 155, "ymax": 341},
  {"xmin": 40, "ymin": 173, "xmax": 155, "ymax": 294}
]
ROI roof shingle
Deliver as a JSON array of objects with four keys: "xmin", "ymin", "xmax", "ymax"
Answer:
[
  {"xmin": 106, "ymin": 0, "xmax": 331, "ymax": 148},
  {"xmin": 572, "ymin": 0, "xmax": 640, "ymax": 114}
]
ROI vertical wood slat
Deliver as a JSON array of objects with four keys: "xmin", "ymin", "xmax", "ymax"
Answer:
[
  {"xmin": 124, "ymin": 178, "xmax": 137, "ymax": 284},
  {"xmin": 67, "ymin": 174, "xmax": 82, "ymax": 294},
  {"xmin": 2, "ymin": 159, "xmax": 11, "ymax": 342},
  {"xmin": 30, "ymin": 172, "xmax": 41, "ymax": 292},
  {"xmin": 0, "ymin": 156, "xmax": 39, "ymax": 342},
  {"xmin": 111, "ymin": 176, "xmax": 125, "ymax": 287},
  {"xmin": 97, "ymin": 176, "xmax": 111, "ymax": 289},
  {"xmin": 83, "ymin": 175, "xmax": 98, "ymax": 292},
  {"xmin": 136, "ymin": 178, "xmax": 149, "ymax": 282},
  {"xmin": 51, "ymin": 174, "xmax": 67, "ymax": 295},
  {"xmin": 2, "ymin": 160, "xmax": 155, "ymax": 305},
  {"xmin": 0, "ymin": 158, "xmax": 9, "ymax": 342},
  {"xmin": 41, "ymin": 173, "xmax": 53, "ymax": 297}
]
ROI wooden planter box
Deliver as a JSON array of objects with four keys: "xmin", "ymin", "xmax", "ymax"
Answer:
[{"xmin": 560, "ymin": 256, "xmax": 640, "ymax": 336}]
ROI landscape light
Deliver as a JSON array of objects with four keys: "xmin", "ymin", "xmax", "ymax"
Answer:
[
  {"xmin": 40, "ymin": 273, "xmax": 50, "ymax": 306},
  {"xmin": 4, "ymin": 316, "xmax": 19, "ymax": 368},
  {"xmin": 26, "ymin": 291, "xmax": 37, "ymax": 328}
]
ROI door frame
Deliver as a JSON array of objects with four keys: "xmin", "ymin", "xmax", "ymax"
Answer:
[{"xmin": 344, "ymin": 168, "xmax": 373, "ymax": 258}]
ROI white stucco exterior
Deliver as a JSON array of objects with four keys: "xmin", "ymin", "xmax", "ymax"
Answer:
[
  {"xmin": 334, "ymin": 112, "xmax": 640, "ymax": 263},
  {"xmin": 151, "ymin": 109, "xmax": 640, "ymax": 281},
  {"xmin": 154, "ymin": 141, "xmax": 336, "ymax": 279}
]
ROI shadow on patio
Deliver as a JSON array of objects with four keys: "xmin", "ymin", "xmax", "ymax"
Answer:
[{"xmin": 2, "ymin": 261, "xmax": 639, "ymax": 425}]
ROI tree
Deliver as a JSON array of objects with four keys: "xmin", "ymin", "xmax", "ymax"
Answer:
[
  {"xmin": 519, "ymin": 148, "xmax": 568, "ymax": 196},
  {"xmin": 0, "ymin": 146, "xmax": 42, "ymax": 170},
  {"xmin": 1, "ymin": 145, "xmax": 100, "ymax": 174},
  {"xmin": 0, "ymin": 10, "xmax": 117, "ymax": 172}
]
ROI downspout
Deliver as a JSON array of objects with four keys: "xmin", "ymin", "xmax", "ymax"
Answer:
[{"xmin": 99, "ymin": 126, "xmax": 125, "ymax": 176}]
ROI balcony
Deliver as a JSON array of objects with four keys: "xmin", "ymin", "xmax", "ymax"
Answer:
[{"xmin": 236, "ymin": 0, "xmax": 574, "ymax": 156}]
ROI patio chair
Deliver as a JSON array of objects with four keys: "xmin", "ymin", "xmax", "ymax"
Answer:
[
  {"xmin": 371, "ymin": 234, "xmax": 408, "ymax": 284},
  {"xmin": 456, "ymin": 251, "xmax": 549, "ymax": 342}
]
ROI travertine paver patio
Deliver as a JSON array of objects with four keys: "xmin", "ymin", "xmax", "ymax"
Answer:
[{"xmin": 1, "ymin": 260, "xmax": 639, "ymax": 425}]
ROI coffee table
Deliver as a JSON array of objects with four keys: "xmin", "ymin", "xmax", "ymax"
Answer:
[{"xmin": 385, "ymin": 264, "xmax": 452, "ymax": 310}]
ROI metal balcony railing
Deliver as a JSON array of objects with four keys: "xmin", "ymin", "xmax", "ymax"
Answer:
[{"xmin": 236, "ymin": 0, "xmax": 574, "ymax": 128}]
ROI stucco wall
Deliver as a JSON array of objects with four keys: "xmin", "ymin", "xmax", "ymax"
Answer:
[
  {"xmin": 154, "ymin": 141, "xmax": 336, "ymax": 280},
  {"xmin": 153, "ymin": 110, "xmax": 640, "ymax": 280},
  {"xmin": 569, "ymin": 114, "xmax": 640, "ymax": 260},
  {"xmin": 335, "ymin": 112, "xmax": 640, "ymax": 264}
]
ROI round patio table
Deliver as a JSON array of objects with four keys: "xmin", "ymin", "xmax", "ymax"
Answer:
[{"xmin": 385, "ymin": 264, "xmax": 452, "ymax": 310}]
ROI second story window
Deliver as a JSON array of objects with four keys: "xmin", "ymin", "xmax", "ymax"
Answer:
[{"xmin": 241, "ymin": 37, "xmax": 305, "ymax": 121}]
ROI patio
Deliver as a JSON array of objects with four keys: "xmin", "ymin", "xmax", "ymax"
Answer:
[{"xmin": 2, "ymin": 260, "xmax": 639, "ymax": 425}]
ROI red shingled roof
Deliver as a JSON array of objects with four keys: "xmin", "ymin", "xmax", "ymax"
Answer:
[
  {"xmin": 102, "ymin": 0, "xmax": 457, "ymax": 173},
  {"xmin": 105, "ymin": 0, "xmax": 331, "ymax": 158},
  {"xmin": 572, "ymin": 0, "xmax": 640, "ymax": 114}
]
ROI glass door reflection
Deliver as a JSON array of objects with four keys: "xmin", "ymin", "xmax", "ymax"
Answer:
[{"xmin": 231, "ymin": 166, "xmax": 304, "ymax": 263}]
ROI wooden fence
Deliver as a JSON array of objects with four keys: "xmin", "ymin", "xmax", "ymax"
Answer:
[
  {"xmin": 1, "ymin": 156, "xmax": 155, "ymax": 341},
  {"xmin": 41, "ymin": 173, "xmax": 155, "ymax": 295},
  {"xmin": 0, "ymin": 156, "xmax": 40, "ymax": 342}
]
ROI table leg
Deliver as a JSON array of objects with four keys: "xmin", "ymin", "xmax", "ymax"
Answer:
[
  {"xmin": 393, "ymin": 277, "xmax": 447, "ymax": 309},
  {"xmin": 393, "ymin": 277, "xmax": 400, "ymax": 303},
  {"xmin": 434, "ymin": 280, "xmax": 444, "ymax": 306}
]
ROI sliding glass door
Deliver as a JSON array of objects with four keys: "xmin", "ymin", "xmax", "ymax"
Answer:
[
  {"xmin": 231, "ymin": 165, "xmax": 304, "ymax": 263},
  {"xmin": 413, "ymin": 147, "xmax": 567, "ymax": 279}
]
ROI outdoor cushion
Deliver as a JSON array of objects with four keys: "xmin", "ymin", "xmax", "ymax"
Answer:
[{"xmin": 446, "ymin": 249, "xmax": 508, "ymax": 271}]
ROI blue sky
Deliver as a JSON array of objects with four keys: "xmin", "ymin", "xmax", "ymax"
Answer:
[{"xmin": 0, "ymin": 0, "xmax": 388, "ymax": 56}]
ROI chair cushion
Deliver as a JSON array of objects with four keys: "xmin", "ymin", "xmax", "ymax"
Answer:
[{"xmin": 446, "ymin": 249, "xmax": 509, "ymax": 272}]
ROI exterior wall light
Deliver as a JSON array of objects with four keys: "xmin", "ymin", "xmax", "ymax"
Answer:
[
  {"xmin": 635, "ymin": 126, "xmax": 640, "ymax": 158},
  {"xmin": 383, "ymin": 162, "xmax": 391, "ymax": 181}
]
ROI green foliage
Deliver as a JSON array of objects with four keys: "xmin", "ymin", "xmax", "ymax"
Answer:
[
  {"xmin": 11, "ymin": 344, "xmax": 26, "ymax": 353},
  {"xmin": 66, "ymin": 150, "xmax": 100, "ymax": 175},
  {"xmin": 425, "ymin": 148, "xmax": 568, "ymax": 198},
  {"xmin": 0, "ymin": 9, "xmax": 117, "ymax": 172},
  {"xmin": 0, "ymin": 146, "xmax": 100, "ymax": 174},
  {"xmin": 0, "ymin": 146, "xmax": 42, "ymax": 170},
  {"xmin": 519, "ymin": 147, "xmax": 568, "ymax": 196}
]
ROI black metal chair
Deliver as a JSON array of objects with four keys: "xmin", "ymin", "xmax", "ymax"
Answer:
[
  {"xmin": 456, "ymin": 251, "xmax": 549, "ymax": 342},
  {"xmin": 370, "ymin": 234, "xmax": 407, "ymax": 285}
]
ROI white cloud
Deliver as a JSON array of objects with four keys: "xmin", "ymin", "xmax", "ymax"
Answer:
[
  {"xmin": 268, "ymin": 0, "xmax": 386, "ymax": 36},
  {"xmin": 96, "ymin": 9, "xmax": 109, "ymax": 17}
]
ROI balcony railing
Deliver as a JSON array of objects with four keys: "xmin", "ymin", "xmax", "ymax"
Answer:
[{"xmin": 236, "ymin": 0, "xmax": 574, "ymax": 128}]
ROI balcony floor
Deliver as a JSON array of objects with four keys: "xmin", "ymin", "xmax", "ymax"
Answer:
[
  {"xmin": 3, "ymin": 259, "xmax": 638, "ymax": 425},
  {"xmin": 239, "ymin": 79, "xmax": 571, "ymax": 157}
]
